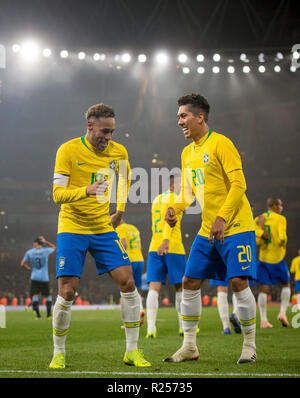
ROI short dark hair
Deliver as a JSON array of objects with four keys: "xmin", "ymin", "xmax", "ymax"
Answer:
[
  {"xmin": 267, "ymin": 197, "xmax": 281, "ymax": 208},
  {"xmin": 34, "ymin": 238, "xmax": 43, "ymax": 245},
  {"xmin": 85, "ymin": 103, "xmax": 115, "ymax": 120},
  {"xmin": 177, "ymin": 93, "xmax": 210, "ymax": 121}
]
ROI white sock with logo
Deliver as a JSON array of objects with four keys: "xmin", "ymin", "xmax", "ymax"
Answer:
[
  {"xmin": 280, "ymin": 287, "xmax": 291, "ymax": 314},
  {"xmin": 181, "ymin": 289, "xmax": 201, "ymax": 346},
  {"xmin": 234, "ymin": 287, "xmax": 256, "ymax": 349},
  {"xmin": 217, "ymin": 292, "xmax": 230, "ymax": 330},
  {"xmin": 120, "ymin": 288, "xmax": 140, "ymax": 352},
  {"xmin": 52, "ymin": 295, "xmax": 73, "ymax": 357},
  {"xmin": 146, "ymin": 289, "xmax": 159, "ymax": 333},
  {"xmin": 232, "ymin": 293, "xmax": 238, "ymax": 315}
]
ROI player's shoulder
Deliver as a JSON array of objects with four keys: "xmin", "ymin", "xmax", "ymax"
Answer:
[
  {"xmin": 59, "ymin": 137, "xmax": 81, "ymax": 149},
  {"xmin": 108, "ymin": 140, "xmax": 128, "ymax": 157}
]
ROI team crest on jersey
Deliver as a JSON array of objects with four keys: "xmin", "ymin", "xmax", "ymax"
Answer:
[
  {"xmin": 109, "ymin": 160, "xmax": 116, "ymax": 170},
  {"xmin": 203, "ymin": 153, "xmax": 209, "ymax": 164},
  {"xmin": 59, "ymin": 257, "xmax": 65, "ymax": 269}
]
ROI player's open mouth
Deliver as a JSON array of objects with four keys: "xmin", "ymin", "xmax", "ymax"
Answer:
[{"xmin": 182, "ymin": 128, "xmax": 190, "ymax": 135}]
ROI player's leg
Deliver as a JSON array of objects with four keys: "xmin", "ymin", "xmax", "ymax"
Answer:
[
  {"xmin": 230, "ymin": 292, "xmax": 242, "ymax": 334},
  {"xmin": 50, "ymin": 276, "xmax": 78, "ymax": 369},
  {"xmin": 46, "ymin": 296, "xmax": 53, "ymax": 318},
  {"xmin": 131, "ymin": 261, "xmax": 145, "ymax": 325},
  {"xmin": 41, "ymin": 282, "xmax": 52, "ymax": 319},
  {"xmin": 32, "ymin": 294, "xmax": 41, "ymax": 319},
  {"xmin": 109, "ymin": 265, "xmax": 151, "ymax": 367},
  {"xmin": 174, "ymin": 283, "xmax": 183, "ymax": 335},
  {"xmin": 146, "ymin": 281, "xmax": 161, "ymax": 338},
  {"xmin": 278, "ymin": 282, "xmax": 291, "ymax": 327},
  {"xmin": 258, "ymin": 284, "xmax": 273, "ymax": 328},
  {"xmin": 216, "ymin": 285, "xmax": 231, "ymax": 334}
]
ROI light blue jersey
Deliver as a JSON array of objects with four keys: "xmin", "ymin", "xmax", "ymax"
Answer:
[{"xmin": 23, "ymin": 247, "xmax": 54, "ymax": 282}]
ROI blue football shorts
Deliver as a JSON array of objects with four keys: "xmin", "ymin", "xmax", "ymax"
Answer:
[
  {"xmin": 185, "ymin": 231, "xmax": 257, "ymax": 282},
  {"xmin": 256, "ymin": 258, "xmax": 290, "ymax": 285},
  {"xmin": 56, "ymin": 231, "xmax": 131, "ymax": 278},
  {"xmin": 146, "ymin": 252, "xmax": 186, "ymax": 285},
  {"xmin": 209, "ymin": 276, "xmax": 254, "ymax": 287},
  {"xmin": 131, "ymin": 261, "xmax": 144, "ymax": 287},
  {"xmin": 295, "ymin": 280, "xmax": 300, "ymax": 292}
]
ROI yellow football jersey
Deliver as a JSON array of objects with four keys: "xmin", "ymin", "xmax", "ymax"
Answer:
[
  {"xmin": 115, "ymin": 223, "xmax": 144, "ymax": 262},
  {"xmin": 172, "ymin": 130, "xmax": 254, "ymax": 238},
  {"xmin": 257, "ymin": 211, "xmax": 287, "ymax": 264},
  {"xmin": 290, "ymin": 256, "xmax": 300, "ymax": 281},
  {"xmin": 149, "ymin": 191, "xmax": 185, "ymax": 255},
  {"xmin": 53, "ymin": 136, "xmax": 131, "ymax": 234},
  {"xmin": 254, "ymin": 217, "xmax": 265, "ymax": 246}
]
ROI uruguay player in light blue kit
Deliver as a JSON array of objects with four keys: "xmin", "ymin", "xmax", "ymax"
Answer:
[{"xmin": 21, "ymin": 236, "xmax": 56, "ymax": 319}]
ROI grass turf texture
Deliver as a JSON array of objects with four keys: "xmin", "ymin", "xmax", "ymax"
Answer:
[{"xmin": 0, "ymin": 306, "xmax": 299, "ymax": 378}]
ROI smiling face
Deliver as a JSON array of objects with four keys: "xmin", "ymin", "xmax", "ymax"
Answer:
[
  {"xmin": 86, "ymin": 117, "xmax": 115, "ymax": 151},
  {"xmin": 177, "ymin": 104, "xmax": 206, "ymax": 141}
]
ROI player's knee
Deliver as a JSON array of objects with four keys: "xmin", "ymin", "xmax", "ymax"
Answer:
[
  {"xmin": 182, "ymin": 276, "xmax": 201, "ymax": 290},
  {"xmin": 231, "ymin": 277, "xmax": 248, "ymax": 292},
  {"xmin": 58, "ymin": 285, "xmax": 76, "ymax": 301},
  {"xmin": 119, "ymin": 276, "xmax": 135, "ymax": 293}
]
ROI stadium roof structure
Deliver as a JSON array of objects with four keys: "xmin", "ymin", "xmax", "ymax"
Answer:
[{"xmin": 0, "ymin": 0, "xmax": 299, "ymax": 51}]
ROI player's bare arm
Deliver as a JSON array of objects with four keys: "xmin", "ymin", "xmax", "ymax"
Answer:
[
  {"xmin": 257, "ymin": 215, "xmax": 269, "ymax": 241},
  {"xmin": 157, "ymin": 239, "xmax": 170, "ymax": 256},
  {"xmin": 165, "ymin": 207, "xmax": 177, "ymax": 228},
  {"xmin": 38, "ymin": 236, "xmax": 56, "ymax": 251},
  {"xmin": 20, "ymin": 259, "xmax": 32, "ymax": 271},
  {"xmin": 110, "ymin": 211, "xmax": 124, "ymax": 228},
  {"xmin": 209, "ymin": 216, "xmax": 225, "ymax": 245}
]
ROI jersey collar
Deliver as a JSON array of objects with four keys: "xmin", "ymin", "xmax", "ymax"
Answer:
[
  {"xmin": 81, "ymin": 135, "xmax": 110, "ymax": 154},
  {"xmin": 194, "ymin": 129, "xmax": 213, "ymax": 149}
]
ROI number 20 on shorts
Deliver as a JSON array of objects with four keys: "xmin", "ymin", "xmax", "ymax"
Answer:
[{"xmin": 237, "ymin": 245, "xmax": 252, "ymax": 263}]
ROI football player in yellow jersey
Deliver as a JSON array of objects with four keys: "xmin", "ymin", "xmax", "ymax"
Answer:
[
  {"xmin": 146, "ymin": 174, "xmax": 186, "ymax": 339},
  {"xmin": 290, "ymin": 249, "xmax": 300, "ymax": 306},
  {"xmin": 256, "ymin": 198, "xmax": 291, "ymax": 328},
  {"xmin": 115, "ymin": 220, "xmax": 145, "ymax": 323},
  {"xmin": 164, "ymin": 94, "xmax": 257, "ymax": 365},
  {"xmin": 49, "ymin": 103, "xmax": 151, "ymax": 369}
]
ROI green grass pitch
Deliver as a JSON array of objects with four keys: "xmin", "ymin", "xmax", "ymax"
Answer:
[{"xmin": 0, "ymin": 305, "xmax": 299, "ymax": 379}]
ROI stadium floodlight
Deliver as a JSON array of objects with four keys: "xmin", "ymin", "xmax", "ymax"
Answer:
[
  {"xmin": 227, "ymin": 66, "xmax": 235, "ymax": 74},
  {"xmin": 155, "ymin": 52, "xmax": 168, "ymax": 65},
  {"xmin": 93, "ymin": 53, "xmax": 100, "ymax": 61},
  {"xmin": 178, "ymin": 53, "xmax": 188, "ymax": 63},
  {"xmin": 292, "ymin": 51, "xmax": 300, "ymax": 60},
  {"xmin": 258, "ymin": 53, "xmax": 265, "ymax": 62},
  {"xmin": 182, "ymin": 67, "xmax": 190, "ymax": 74},
  {"xmin": 196, "ymin": 54, "xmax": 204, "ymax": 62},
  {"xmin": 12, "ymin": 44, "xmax": 21, "ymax": 53},
  {"xmin": 243, "ymin": 65, "xmax": 250, "ymax": 73},
  {"xmin": 99, "ymin": 54, "xmax": 106, "ymax": 61},
  {"xmin": 212, "ymin": 66, "xmax": 220, "ymax": 73},
  {"xmin": 42, "ymin": 48, "xmax": 51, "ymax": 57},
  {"xmin": 121, "ymin": 53, "xmax": 131, "ymax": 63},
  {"xmin": 213, "ymin": 53, "xmax": 221, "ymax": 62},
  {"xmin": 240, "ymin": 53, "xmax": 247, "ymax": 62},
  {"xmin": 258, "ymin": 65, "xmax": 266, "ymax": 73},
  {"xmin": 20, "ymin": 41, "xmax": 40, "ymax": 61},
  {"xmin": 138, "ymin": 54, "xmax": 147, "ymax": 63},
  {"xmin": 114, "ymin": 54, "xmax": 120, "ymax": 61},
  {"xmin": 276, "ymin": 52, "xmax": 284, "ymax": 60},
  {"xmin": 290, "ymin": 65, "xmax": 296, "ymax": 72},
  {"xmin": 274, "ymin": 65, "xmax": 281, "ymax": 72},
  {"xmin": 197, "ymin": 66, "xmax": 205, "ymax": 74},
  {"xmin": 78, "ymin": 52, "xmax": 86, "ymax": 60},
  {"xmin": 60, "ymin": 50, "xmax": 69, "ymax": 58}
]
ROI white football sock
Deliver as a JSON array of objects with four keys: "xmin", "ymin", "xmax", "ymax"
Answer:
[
  {"xmin": 232, "ymin": 293, "xmax": 238, "ymax": 315},
  {"xmin": 297, "ymin": 294, "xmax": 300, "ymax": 306},
  {"xmin": 175, "ymin": 291, "xmax": 183, "ymax": 330},
  {"xmin": 52, "ymin": 295, "xmax": 73, "ymax": 357},
  {"xmin": 234, "ymin": 287, "xmax": 256, "ymax": 349},
  {"xmin": 280, "ymin": 287, "xmax": 291, "ymax": 314},
  {"xmin": 120, "ymin": 288, "xmax": 140, "ymax": 352},
  {"xmin": 217, "ymin": 291, "xmax": 230, "ymax": 330},
  {"xmin": 181, "ymin": 289, "xmax": 201, "ymax": 346},
  {"xmin": 138, "ymin": 292, "xmax": 144, "ymax": 312},
  {"xmin": 258, "ymin": 292, "xmax": 268, "ymax": 322},
  {"xmin": 146, "ymin": 289, "xmax": 159, "ymax": 333}
]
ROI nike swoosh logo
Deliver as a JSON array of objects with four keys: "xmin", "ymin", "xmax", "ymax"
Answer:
[
  {"xmin": 242, "ymin": 266, "xmax": 250, "ymax": 270},
  {"xmin": 123, "ymin": 256, "xmax": 129, "ymax": 260},
  {"xmin": 77, "ymin": 162, "xmax": 86, "ymax": 165}
]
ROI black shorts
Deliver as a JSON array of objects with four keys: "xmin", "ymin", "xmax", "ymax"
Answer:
[{"xmin": 30, "ymin": 280, "xmax": 50, "ymax": 297}]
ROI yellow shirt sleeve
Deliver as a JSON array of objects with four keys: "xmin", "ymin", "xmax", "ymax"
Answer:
[
  {"xmin": 290, "ymin": 258, "xmax": 296, "ymax": 274},
  {"xmin": 277, "ymin": 216, "xmax": 287, "ymax": 246},
  {"xmin": 53, "ymin": 144, "xmax": 88, "ymax": 204},
  {"xmin": 116, "ymin": 147, "xmax": 131, "ymax": 213},
  {"xmin": 215, "ymin": 137, "xmax": 246, "ymax": 222}
]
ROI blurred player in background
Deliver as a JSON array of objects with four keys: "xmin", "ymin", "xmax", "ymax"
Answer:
[
  {"xmin": 290, "ymin": 249, "xmax": 300, "ymax": 306},
  {"xmin": 21, "ymin": 236, "xmax": 56, "ymax": 319},
  {"xmin": 164, "ymin": 94, "xmax": 257, "ymax": 365},
  {"xmin": 146, "ymin": 174, "xmax": 186, "ymax": 338},
  {"xmin": 115, "ymin": 220, "xmax": 145, "ymax": 325},
  {"xmin": 255, "ymin": 198, "xmax": 290, "ymax": 328},
  {"xmin": 49, "ymin": 102, "xmax": 151, "ymax": 369}
]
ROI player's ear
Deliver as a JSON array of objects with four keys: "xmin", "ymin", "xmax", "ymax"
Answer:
[{"xmin": 87, "ymin": 120, "xmax": 93, "ymax": 130}]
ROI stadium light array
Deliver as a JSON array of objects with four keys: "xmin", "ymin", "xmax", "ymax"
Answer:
[
  {"xmin": 182, "ymin": 67, "xmax": 190, "ymax": 74},
  {"xmin": 243, "ymin": 65, "xmax": 250, "ymax": 73},
  {"xmin": 293, "ymin": 51, "xmax": 300, "ymax": 60},
  {"xmin": 227, "ymin": 66, "xmax": 235, "ymax": 74},
  {"xmin": 274, "ymin": 65, "xmax": 281, "ymax": 72},
  {"xmin": 212, "ymin": 66, "xmax": 220, "ymax": 73},
  {"xmin": 196, "ymin": 54, "xmax": 204, "ymax": 62},
  {"xmin": 121, "ymin": 53, "xmax": 131, "ymax": 63},
  {"xmin": 93, "ymin": 53, "xmax": 100, "ymax": 61},
  {"xmin": 290, "ymin": 65, "xmax": 297, "ymax": 72},
  {"xmin": 12, "ymin": 44, "xmax": 21, "ymax": 53},
  {"xmin": 213, "ymin": 53, "xmax": 221, "ymax": 62},
  {"xmin": 258, "ymin": 65, "xmax": 266, "ymax": 73},
  {"xmin": 197, "ymin": 66, "xmax": 205, "ymax": 74},
  {"xmin": 42, "ymin": 48, "xmax": 51, "ymax": 57},
  {"xmin": 20, "ymin": 41, "xmax": 39, "ymax": 61},
  {"xmin": 78, "ymin": 52, "xmax": 86, "ymax": 60},
  {"xmin": 276, "ymin": 52, "xmax": 284, "ymax": 60},
  {"xmin": 155, "ymin": 52, "xmax": 168, "ymax": 65}
]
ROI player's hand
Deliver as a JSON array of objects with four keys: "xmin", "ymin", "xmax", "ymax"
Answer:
[
  {"xmin": 110, "ymin": 211, "xmax": 123, "ymax": 228},
  {"xmin": 157, "ymin": 239, "xmax": 170, "ymax": 256},
  {"xmin": 257, "ymin": 215, "xmax": 266, "ymax": 228},
  {"xmin": 38, "ymin": 236, "xmax": 46, "ymax": 244},
  {"xmin": 165, "ymin": 207, "xmax": 177, "ymax": 228},
  {"xmin": 86, "ymin": 180, "xmax": 109, "ymax": 196},
  {"xmin": 208, "ymin": 216, "xmax": 225, "ymax": 245}
]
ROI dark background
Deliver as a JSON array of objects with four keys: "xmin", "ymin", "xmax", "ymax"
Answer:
[{"xmin": 0, "ymin": 0, "xmax": 299, "ymax": 305}]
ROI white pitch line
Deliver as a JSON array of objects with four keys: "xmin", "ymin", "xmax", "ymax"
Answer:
[{"xmin": 0, "ymin": 370, "xmax": 299, "ymax": 377}]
